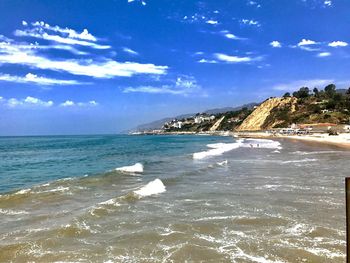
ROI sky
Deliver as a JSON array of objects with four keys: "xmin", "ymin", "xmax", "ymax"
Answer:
[{"xmin": 0, "ymin": 0, "xmax": 349, "ymax": 135}]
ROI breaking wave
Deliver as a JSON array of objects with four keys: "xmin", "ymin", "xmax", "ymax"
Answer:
[
  {"xmin": 193, "ymin": 139, "xmax": 282, "ymax": 159},
  {"xmin": 242, "ymin": 139, "xmax": 282, "ymax": 149},
  {"xmin": 193, "ymin": 142, "xmax": 242, "ymax": 159},
  {"xmin": 115, "ymin": 163, "xmax": 144, "ymax": 173},
  {"xmin": 134, "ymin": 179, "xmax": 166, "ymax": 197}
]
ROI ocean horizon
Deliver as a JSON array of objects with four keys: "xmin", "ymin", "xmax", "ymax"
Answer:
[{"xmin": 0, "ymin": 134, "xmax": 346, "ymax": 262}]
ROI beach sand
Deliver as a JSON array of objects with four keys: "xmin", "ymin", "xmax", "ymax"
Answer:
[{"xmin": 235, "ymin": 131, "xmax": 350, "ymax": 149}]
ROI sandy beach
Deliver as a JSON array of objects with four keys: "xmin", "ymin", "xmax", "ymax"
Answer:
[{"xmin": 235, "ymin": 131, "xmax": 350, "ymax": 149}]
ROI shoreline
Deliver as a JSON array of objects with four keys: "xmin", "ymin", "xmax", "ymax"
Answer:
[
  {"xmin": 131, "ymin": 130, "xmax": 350, "ymax": 149},
  {"xmin": 235, "ymin": 131, "xmax": 350, "ymax": 149}
]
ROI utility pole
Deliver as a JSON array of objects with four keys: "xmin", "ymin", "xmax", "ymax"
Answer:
[{"xmin": 346, "ymin": 178, "xmax": 350, "ymax": 262}]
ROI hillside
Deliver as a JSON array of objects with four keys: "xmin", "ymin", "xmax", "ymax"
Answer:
[
  {"xmin": 237, "ymin": 97, "xmax": 297, "ymax": 131},
  {"xmin": 133, "ymin": 103, "xmax": 257, "ymax": 132},
  {"xmin": 237, "ymin": 85, "xmax": 350, "ymax": 131},
  {"xmin": 132, "ymin": 84, "xmax": 350, "ymax": 134}
]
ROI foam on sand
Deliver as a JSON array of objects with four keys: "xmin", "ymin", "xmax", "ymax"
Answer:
[
  {"xmin": 193, "ymin": 142, "xmax": 242, "ymax": 159},
  {"xmin": 242, "ymin": 139, "xmax": 282, "ymax": 149},
  {"xmin": 116, "ymin": 163, "xmax": 144, "ymax": 173},
  {"xmin": 134, "ymin": 179, "xmax": 166, "ymax": 197},
  {"xmin": 193, "ymin": 139, "xmax": 282, "ymax": 160}
]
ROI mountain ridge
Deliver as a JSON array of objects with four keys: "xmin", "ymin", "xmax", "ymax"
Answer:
[{"xmin": 133, "ymin": 102, "xmax": 258, "ymax": 132}]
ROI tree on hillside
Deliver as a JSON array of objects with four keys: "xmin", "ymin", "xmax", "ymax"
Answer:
[
  {"xmin": 293, "ymin": 87, "xmax": 310, "ymax": 98},
  {"xmin": 283, "ymin": 92, "xmax": 291, "ymax": 98},
  {"xmin": 324, "ymin": 84, "xmax": 336, "ymax": 98},
  {"xmin": 313, "ymin": 87, "xmax": 319, "ymax": 97},
  {"xmin": 346, "ymin": 87, "xmax": 350, "ymax": 95}
]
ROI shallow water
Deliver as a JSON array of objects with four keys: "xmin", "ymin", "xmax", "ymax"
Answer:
[{"xmin": 0, "ymin": 135, "xmax": 347, "ymax": 262}]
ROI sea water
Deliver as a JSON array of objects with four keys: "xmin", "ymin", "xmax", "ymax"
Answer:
[{"xmin": 0, "ymin": 135, "xmax": 347, "ymax": 262}]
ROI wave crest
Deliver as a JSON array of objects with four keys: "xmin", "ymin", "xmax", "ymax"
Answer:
[
  {"xmin": 115, "ymin": 163, "xmax": 144, "ymax": 173},
  {"xmin": 134, "ymin": 179, "xmax": 166, "ymax": 197}
]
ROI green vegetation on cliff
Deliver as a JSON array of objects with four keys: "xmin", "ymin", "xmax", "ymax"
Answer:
[{"xmin": 161, "ymin": 84, "xmax": 350, "ymax": 133}]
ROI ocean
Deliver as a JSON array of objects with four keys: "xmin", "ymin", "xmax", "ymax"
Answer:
[{"xmin": 0, "ymin": 134, "xmax": 347, "ymax": 262}]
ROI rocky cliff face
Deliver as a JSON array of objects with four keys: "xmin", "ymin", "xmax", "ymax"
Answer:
[
  {"xmin": 209, "ymin": 116, "xmax": 225, "ymax": 131},
  {"xmin": 236, "ymin": 97, "xmax": 297, "ymax": 131}
]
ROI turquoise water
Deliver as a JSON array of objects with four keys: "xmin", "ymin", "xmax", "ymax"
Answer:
[
  {"xmin": 0, "ymin": 135, "xmax": 232, "ymax": 193},
  {"xmin": 0, "ymin": 135, "xmax": 348, "ymax": 262}
]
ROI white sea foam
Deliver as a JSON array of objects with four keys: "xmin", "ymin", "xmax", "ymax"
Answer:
[
  {"xmin": 292, "ymin": 150, "xmax": 342, "ymax": 155},
  {"xmin": 193, "ymin": 142, "xmax": 242, "ymax": 159},
  {"xmin": 0, "ymin": 209, "xmax": 29, "ymax": 215},
  {"xmin": 282, "ymin": 158, "xmax": 317, "ymax": 164},
  {"xmin": 285, "ymin": 223, "xmax": 314, "ymax": 236},
  {"xmin": 242, "ymin": 139, "xmax": 282, "ymax": 149},
  {"xmin": 35, "ymin": 186, "xmax": 70, "ymax": 194},
  {"xmin": 255, "ymin": 184, "xmax": 281, "ymax": 190},
  {"xmin": 15, "ymin": 188, "xmax": 31, "ymax": 195},
  {"xmin": 305, "ymin": 247, "xmax": 344, "ymax": 259},
  {"xmin": 134, "ymin": 179, "xmax": 166, "ymax": 197},
  {"xmin": 193, "ymin": 139, "xmax": 282, "ymax": 160},
  {"xmin": 98, "ymin": 198, "xmax": 120, "ymax": 207},
  {"xmin": 116, "ymin": 163, "xmax": 144, "ymax": 173},
  {"xmin": 217, "ymin": 160, "xmax": 228, "ymax": 166}
]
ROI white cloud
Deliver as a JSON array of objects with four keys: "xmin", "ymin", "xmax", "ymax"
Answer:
[
  {"xmin": 14, "ymin": 21, "xmax": 111, "ymax": 50},
  {"xmin": 194, "ymin": 51, "xmax": 204, "ymax": 56},
  {"xmin": 324, "ymin": 0, "xmax": 332, "ymax": 7},
  {"xmin": 15, "ymin": 29, "xmax": 110, "ymax": 50},
  {"xmin": 317, "ymin": 52, "xmax": 331, "ymax": 57},
  {"xmin": 32, "ymin": 21, "xmax": 97, "ymax": 41},
  {"xmin": 297, "ymin": 39, "xmax": 317, "ymax": 46},
  {"xmin": 123, "ymin": 86, "xmax": 183, "ymax": 95},
  {"xmin": 198, "ymin": 58, "xmax": 218, "ymax": 64},
  {"xmin": 270, "ymin": 41, "xmax": 282, "ymax": 48},
  {"xmin": 123, "ymin": 47, "xmax": 139, "ymax": 55},
  {"xmin": 0, "ymin": 41, "xmax": 168, "ymax": 78},
  {"xmin": 60, "ymin": 100, "xmax": 98, "ymax": 107},
  {"xmin": 206, "ymin": 20, "xmax": 218, "ymax": 25},
  {"xmin": 60, "ymin": 100, "xmax": 75, "ymax": 107},
  {"xmin": 219, "ymin": 30, "xmax": 244, "ymax": 40},
  {"xmin": 1, "ymin": 96, "xmax": 54, "ymax": 108},
  {"xmin": 0, "ymin": 73, "xmax": 85, "ymax": 85},
  {"xmin": 328, "ymin": 41, "xmax": 348, "ymax": 47},
  {"xmin": 128, "ymin": 0, "xmax": 146, "ymax": 5},
  {"xmin": 24, "ymin": 96, "xmax": 53, "ymax": 107},
  {"xmin": 0, "ymin": 96, "xmax": 99, "ymax": 108},
  {"xmin": 123, "ymin": 76, "xmax": 203, "ymax": 96},
  {"xmin": 298, "ymin": 46, "xmax": 320, "ymax": 52},
  {"xmin": 247, "ymin": 1, "xmax": 261, "ymax": 8},
  {"xmin": 273, "ymin": 79, "xmax": 334, "ymax": 91},
  {"xmin": 225, "ymin": 33, "xmax": 240, "ymax": 40},
  {"xmin": 0, "ymin": 37, "xmax": 88, "ymax": 55},
  {"xmin": 225, "ymin": 33, "xmax": 234, "ymax": 39},
  {"xmin": 240, "ymin": 19, "xmax": 260, "ymax": 27},
  {"xmin": 214, "ymin": 53, "xmax": 256, "ymax": 63},
  {"xmin": 0, "ymin": 34, "xmax": 13, "ymax": 42}
]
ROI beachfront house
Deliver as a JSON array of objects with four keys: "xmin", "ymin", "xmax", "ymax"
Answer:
[
  {"xmin": 194, "ymin": 115, "xmax": 215, "ymax": 124},
  {"xmin": 172, "ymin": 121, "xmax": 183, "ymax": 129}
]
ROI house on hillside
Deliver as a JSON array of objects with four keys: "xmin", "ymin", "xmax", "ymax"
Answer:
[{"xmin": 194, "ymin": 115, "xmax": 215, "ymax": 124}]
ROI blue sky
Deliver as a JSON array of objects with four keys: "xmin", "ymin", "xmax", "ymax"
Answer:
[{"xmin": 0, "ymin": 0, "xmax": 349, "ymax": 135}]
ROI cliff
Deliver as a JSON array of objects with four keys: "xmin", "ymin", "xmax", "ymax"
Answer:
[
  {"xmin": 236, "ymin": 97, "xmax": 297, "ymax": 131},
  {"xmin": 209, "ymin": 116, "xmax": 225, "ymax": 131}
]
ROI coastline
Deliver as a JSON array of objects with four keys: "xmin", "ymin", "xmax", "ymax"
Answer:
[
  {"xmin": 131, "ymin": 130, "xmax": 350, "ymax": 149},
  {"xmin": 235, "ymin": 131, "xmax": 350, "ymax": 149}
]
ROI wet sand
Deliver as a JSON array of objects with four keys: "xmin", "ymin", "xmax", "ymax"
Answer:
[{"xmin": 236, "ymin": 131, "xmax": 350, "ymax": 149}]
